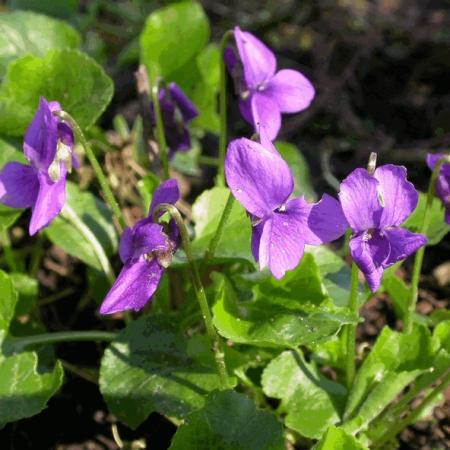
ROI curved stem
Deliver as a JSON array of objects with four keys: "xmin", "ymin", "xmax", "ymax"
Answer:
[
  {"xmin": 375, "ymin": 370, "xmax": 450, "ymax": 447},
  {"xmin": 151, "ymin": 80, "xmax": 170, "ymax": 180},
  {"xmin": 153, "ymin": 203, "xmax": 229, "ymax": 387},
  {"xmin": 404, "ymin": 154, "xmax": 450, "ymax": 333},
  {"xmin": 8, "ymin": 330, "xmax": 116, "ymax": 352},
  {"xmin": 54, "ymin": 110, "xmax": 126, "ymax": 232},
  {"xmin": 217, "ymin": 30, "xmax": 234, "ymax": 186},
  {"xmin": 204, "ymin": 191, "xmax": 235, "ymax": 262},
  {"xmin": 62, "ymin": 204, "xmax": 115, "ymax": 284},
  {"xmin": 345, "ymin": 262, "xmax": 360, "ymax": 389}
]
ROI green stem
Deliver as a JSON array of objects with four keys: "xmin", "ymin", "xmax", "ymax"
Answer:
[
  {"xmin": 198, "ymin": 155, "xmax": 220, "ymax": 167},
  {"xmin": 55, "ymin": 110, "xmax": 126, "ymax": 232},
  {"xmin": 376, "ymin": 370, "xmax": 450, "ymax": 447},
  {"xmin": 345, "ymin": 262, "xmax": 360, "ymax": 389},
  {"xmin": 151, "ymin": 80, "xmax": 170, "ymax": 180},
  {"xmin": 29, "ymin": 233, "xmax": 44, "ymax": 277},
  {"xmin": 404, "ymin": 154, "xmax": 450, "ymax": 334},
  {"xmin": 217, "ymin": 30, "xmax": 234, "ymax": 186},
  {"xmin": 204, "ymin": 191, "xmax": 235, "ymax": 262},
  {"xmin": 0, "ymin": 229, "xmax": 18, "ymax": 271},
  {"xmin": 153, "ymin": 203, "xmax": 229, "ymax": 387},
  {"xmin": 61, "ymin": 204, "xmax": 115, "ymax": 284},
  {"xmin": 9, "ymin": 330, "xmax": 116, "ymax": 352}
]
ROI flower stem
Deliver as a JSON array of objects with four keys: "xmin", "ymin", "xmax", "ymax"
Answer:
[
  {"xmin": 151, "ymin": 80, "xmax": 170, "ymax": 180},
  {"xmin": 0, "ymin": 229, "xmax": 18, "ymax": 272},
  {"xmin": 54, "ymin": 111, "xmax": 126, "ymax": 232},
  {"xmin": 345, "ymin": 262, "xmax": 360, "ymax": 389},
  {"xmin": 204, "ymin": 191, "xmax": 235, "ymax": 262},
  {"xmin": 62, "ymin": 204, "xmax": 115, "ymax": 284},
  {"xmin": 217, "ymin": 30, "xmax": 234, "ymax": 186},
  {"xmin": 8, "ymin": 330, "xmax": 116, "ymax": 352},
  {"xmin": 375, "ymin": 370, "xmax": 450, "ymax": 447},
  {"xmin": 404, "ymin": 154, "xmax": 450, "ymax": 334},
  {"xmin": 153, "ymin": 203, "xmax": 229, "ymax": 387}
]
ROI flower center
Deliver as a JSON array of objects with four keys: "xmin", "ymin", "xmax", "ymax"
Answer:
[
  {"xmin": 48, "ymin": 140, "xmax": 73, "ymax": 182},
  {"xmin": 256, "ymin": 81, "xmax": 267, "ymax": 92},
  {"xmin": 240, "ymin": 89, "xmax": 250, "ymax": 100},
  {"xmin": 143, "ymin": 239, "xmax": 176, "ymax": 268}
]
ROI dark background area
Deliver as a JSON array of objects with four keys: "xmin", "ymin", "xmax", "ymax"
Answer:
[{"xmin": 0, "ymin": 0, "xmax": 449, "ymax": 449}]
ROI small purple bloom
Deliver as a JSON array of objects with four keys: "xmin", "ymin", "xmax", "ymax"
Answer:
[
  {"xmin": 339, "ymin": 165, "xmax": 427, "ymax": 292},
  {"xmin": 225, "ymin": 132, "xmax": 347, "ymax": 279},
  {"xmin": 0, "ymin": 97, "xmax": 77, "ymax": 235},
  {"xmin": 427, "ymin": 153, "xmax": 450, "ymax": 224},
  {"xmin": 151, "ymin": 82, "xmax": 198, "ymax": 159},
  {"xmin": 99, "ymin": 179, "xmax": 180, "ymax": 315},
  {"xmin": 225, "ymin": 26, "xmax": 315, "ymax": 140}
]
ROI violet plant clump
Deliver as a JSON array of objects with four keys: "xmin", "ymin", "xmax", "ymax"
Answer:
[
  {"xmin": 225, "ymin": 130, "xmax": 348, "ymax": 278},
  {"xmin": 0, "ymin": 97, "xmax": 77, "ymax": 235},
  {"xmin": 338, "ymin": 164, "xmax": 427, "ymax": 291},
  {"xmin": 100, "ymin": 179, "xmax": 180, "ymax": 314},
  {"xmin": 225, "ymin": 26, "xmax": 315, "ymax": 139},
  {"xmin": 150, "ymin": 82, "xmax": 198, "ymax": 159},
  {"xmin": 0, "ymin": 4, "xmax": 449, "ymax": 450}
]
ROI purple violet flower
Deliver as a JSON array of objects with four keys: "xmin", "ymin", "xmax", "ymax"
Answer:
[
  {"xmin": 0, "ymin": 97, "xmax": 78, "ymax": 235},
  {"xmin": 427, "ymin": 153, "xmax": 450, "ymax": 224},
  {"xmin": 225, "ymin": 131, "xmax": 347, "ymax": 279},
  {"xmin": 339, "ymin": 165, "xmax": 427, "ymax": 292},
  {"xmin": 99, "ymin": 179, "xmax": 180, "ymax": 314},
  {"xmin": 151, "ymin": 82, "xmax": 198, "ymax": 159},
  {"xmin": 225, "ymin": 26, "xmax": 315, "ymax": 140}
]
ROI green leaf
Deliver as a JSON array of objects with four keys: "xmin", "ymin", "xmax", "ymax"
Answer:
[
  {"xmin": 10, "ymin": 273, "xmax": 38, "ymax": 316},
  {"xmin": 382, "ymin": 269, "xmax": 411, "ymax": 318},
  {"xmin": 262, "ymin": 350, "xmax": 346, "ymax": 438},
  {"xmin": 99, "ymin": 314, "xmax": 222, "ymax": 429},
  {"xmin": 0, "ymin": 11, "xmax": 80, "ymax": 78},
  {"xmin": 404, "ymin": 192, "xmax": 450, "ymax": 245},
  {"xmin": 7, "ymin": 0, "xmax": 80, "ymax": 19},
  {"xmin": 313, "ymin": 426, "xmax": 368, "ymax": 450},
  {"xmin": 254, "ymin": 252, "xmax": 328, "ymax": 308},
  {"xmin": 0, "ymin": 270, "xmax": 18, "ymax": 331},
  {"xmin": 212, "ymin": 271, "xmax": 355, "ymax": 349},
  {"xmin": 140, "ymin": 2, "xmax": 209, "ymax": 80},
  {"xmin": 191, "ymin": 187, "xmax": 253, "ymax": 262},
  {"xmin": 307, "ymin": 246, "xmax": 366, "ymax": 307},
  {"xmin": 169, "ymin": 390, "xmax": 284, "ymax": 450},
  {"xmin": 45, "ymin": 182, "xmax": 118, "ymax": 270},
  {"xmin": 343, "ymin": 325, "xmax": 435, "ymax": 434},
  {"xmin": 0, "ymin": 49, "xmax": 114, "ymax": 136},
  {"xmin": 274, "ymin": 141, "xmax": 316, "ymax": 200},
  {"xmin": 0, "ymin": 352, "xmax": 63, "ymax": 428}
]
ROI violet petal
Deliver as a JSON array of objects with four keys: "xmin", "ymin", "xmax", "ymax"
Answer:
[
  {"xmin": 374, "ymin": 164, "xmax": 418, "ymax": 228},
  {"xmin": 225, "ymin": 137, "xmax": 294, "ymax": 218},
  {"xmin": 285, "ymin": 194, "xmax": 348, "ymax": 245},
  {"xmin": 250, "ymin": 92, "xmax": 281, "ymax": 141},
  {"xmin": 266, "ymin": 69, "xmax": 315, "ymax": 113},
  {"xmin": 382, "ymin": 228, "xmax": 427, "ymax": 267},
  {"xmin": 149, "ymin": 179, "xmax": 180, "ymax": 217},
  {"xmin": 349, "ymin": 230, "xmax": 390, "ymax": 292},
  {"xmin": 168, "ymin": 82, "xmax": 198, "ymax": 122},
  {"xmin": 339, "ymin": 168, "xmax": 383, "ymax": 232},
  {"xmin": 258, "ymin": 211, "xmax": 306, "ymax": 279},
  {"xmin": 99, "ymin": 259, "xmax": 164, "ymax": 314},
  {"xmin": 23, "ymin": 97, "xmax": 59, "ymax": 171},
  {"xmin": 0, "ymin": 162, "xmax": 39, "ymax": 208},
  {"xmin": 234, "ymin": 26, "xmax": 276, "ymax": 89},
  {"xmin": 29, "ymin": 171, "xmax": 66, "ymax": 235}
]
